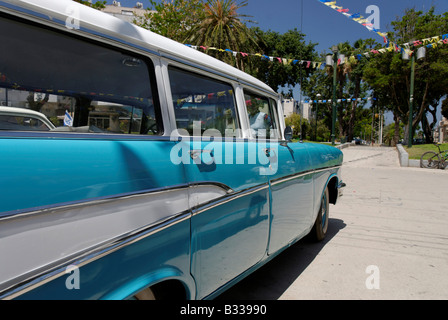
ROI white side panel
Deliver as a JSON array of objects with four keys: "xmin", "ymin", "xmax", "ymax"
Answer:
[
  {"xmin": 188, "ymin": 185, "xmax": 229, "ymax": 209},
  {"xmin": 0, "ymin": 189, "xmax": 188, "ymax": 292}
]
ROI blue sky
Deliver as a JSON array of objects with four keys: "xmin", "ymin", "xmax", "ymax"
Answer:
[
  {"xmin": 110, "ymin": 0, "xmax": 447, "ymax": 123},
  {"xmin": 241, "ymin": 0, "xmax": 448, "ymax": 53},
  {"xmin": 114, "ymin": 0, "xmax": 448, "ymax": 53}
]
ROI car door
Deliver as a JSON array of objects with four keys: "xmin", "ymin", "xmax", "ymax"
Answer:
[
  {"xmin": 267, "ymin": 140, "xmax": 314, "ymax": 254},
  {"xmin": 166, "ymin": 66, "xmax": 271, "ymax": 299},
  {"xmin": 243, "ymin": 94, "xmax": 314, "ymax": 255}
]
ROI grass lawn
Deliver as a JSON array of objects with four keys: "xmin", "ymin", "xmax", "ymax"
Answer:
[{"xmin": 404, "ymin": 143, "xmax": 448, "ymax": 159}]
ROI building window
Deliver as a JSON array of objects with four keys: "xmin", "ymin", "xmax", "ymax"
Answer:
[{"xmin": 121, "ymin": 10, "xmax": 134, "ymax": 16}]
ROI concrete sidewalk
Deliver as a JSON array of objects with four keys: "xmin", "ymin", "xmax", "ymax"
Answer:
[
  {"xmin": 218, "ymin": 145, "xmax": 448, "ymax": 300},
  {"xmin": 280, "ymin": 146, "xmax": 448, "ymax": 299}
]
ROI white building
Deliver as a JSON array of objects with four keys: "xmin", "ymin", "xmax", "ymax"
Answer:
[
  {"xmin": 101, "ymin": 1, "xmax": 149, "ymax": 23},
  {"xmin": 437, "ymin": 117, "xmax": 448, "ymax": 143},
  {"xmin": 301, "ymin": 102, "xmax": 311, "ymax": 120},
  {"xmin": 282, "ymin": 99, "xmax": 311, "ymax": 120},
  {"xmin": 282, "ymin": 99, "xmax": 295, "ymax": 117}
]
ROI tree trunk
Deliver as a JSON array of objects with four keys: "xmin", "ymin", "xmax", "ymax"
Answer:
[
  {"xmin": 393, "ymin": 114, "xmax": 401, "ymax": 146},
  {"xmin": 348, "ymin": 76, "xmax": 361, "ymax": 142},
  {"xmin": 403, "ymin": 123, "xmax": 410, "ymax": 145},
  {"xmin": 411, "ymin": 82, "xmax": 429, "ymax": 135},
  {"xmin": 422, "ymin": 113, "xmax": 434, "ymax": 144}
]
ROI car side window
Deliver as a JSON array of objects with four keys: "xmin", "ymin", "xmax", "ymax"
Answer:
[
  {"xmin": 0, "ymin": 16, "xmax": 161, "ymax": 135},
  {"xmin": 244, "ymin": 91, "xmax": 280, "ymax": 139},
  {"xmin": 168, "ymin": 66, "xmax": 239, "ymax": 137}
]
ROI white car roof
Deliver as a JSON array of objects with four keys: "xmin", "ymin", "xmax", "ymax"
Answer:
[
  {"xmin": 0, "ymin": 106, "xmax": 55, "ymax": 129},
  {"xmin": 1, "ymin": 0, "xmax": 276, "ymax": 96}
]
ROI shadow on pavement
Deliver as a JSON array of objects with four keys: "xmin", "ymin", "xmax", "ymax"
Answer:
[{"xmin": 216, "ymin": 218, "xmax": 346, "ymax": 300}]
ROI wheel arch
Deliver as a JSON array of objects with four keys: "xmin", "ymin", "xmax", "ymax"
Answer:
[
  {"xmin": 326, "ymin": 174, "xmax": 339, "ymax": 205},
  {"xmin": 145, "ymin": 279, "xmax": 189, "ymax": 300},
  {"xmin": 100, "ymin": 267, "xmax": 194, "ymax": 300}
]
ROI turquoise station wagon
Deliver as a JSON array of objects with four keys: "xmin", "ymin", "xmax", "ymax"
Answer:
[{"xmin": 0, "ymin": 0, "xmax": 344, "ymax": 300}]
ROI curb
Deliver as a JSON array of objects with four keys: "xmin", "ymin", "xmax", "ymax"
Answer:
[
  {"xmin": 335, "ymin": 142, "xmax": 355, "ymax": 150},
  {"xmin": 396, "ymin": 144, "xmax": 447, "ymax": 169},
  {"xmin": 396, "ymin": 144, "xmax": 420, "ymax": 167},
  {"xmin": 396, "ymin": 144, "xmax": 410, "ymax": 167}
]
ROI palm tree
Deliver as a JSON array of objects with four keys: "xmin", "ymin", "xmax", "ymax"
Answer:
[{"xmin": 185, "ymin": 0, "xmax": 259, "ymax": 70}]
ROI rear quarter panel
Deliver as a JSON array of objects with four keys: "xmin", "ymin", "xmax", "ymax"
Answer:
[{"xmin": 0, "ymin": 135, "xmax": 195, "ymax": 299}]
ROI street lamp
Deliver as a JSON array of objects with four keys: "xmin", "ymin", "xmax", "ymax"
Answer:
[
  {"xmin": 402, "ymin": 46, "xmax": 426, "ymax": 148},
  {"xmin": 327, "ymin": 45, "xmax": 345, "ymax": 145},
  {"xmin": 314, "ymin": 93, "xmax": 321, "ymax": 141}
]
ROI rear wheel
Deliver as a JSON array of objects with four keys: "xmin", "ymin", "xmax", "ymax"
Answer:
[
  {"xmin": 420, "ymin": 151, "xmax": 440, "ymax": 169},
  {"xmin": 131, "ymin": 280, "xmax": 186, "ymax": 300},
  {"xmin": 311, "ymin": 187, "xmax": 329, "ymax": 241},
  {"xmin": 133, "ymin": 287, "xmax": 156, "ymax": 300}
]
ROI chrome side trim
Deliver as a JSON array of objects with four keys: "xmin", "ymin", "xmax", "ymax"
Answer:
[
  {"xmin": 270, "ymin": 165, "xmax": 341, "ymax": 186},
  {"xmin": 313, "ymin": 165, "xmax": 342, "ymax": 174},
  {"xmin": 270, "ymin": 169, "xmax": 314, "ymax": 186},
  {"xmin": 191, "ymin": 183, "xmax": 269, "ymax": 216},
  {"xmin": 0, "ymin": 180, "xmax": 243, "ymax": 300},
  {"xmin": 0, "ymin": 181, "xmax": 232, "ymax": 220},
  {"xmin": 0, "ymin": 131, "xmax": 174, "ymax": 140},
  {"xmin": 190, "ymin": 166, "xmax": 341, "ymax": 216},
  {"xmin": 0, "ymin": 181, "xmax": 232, "ymax": 299},
  {"xmin": 0, "ymin": 211, "xmax": 190, "ymax": 300},
  {"xmin": 0, "ymin": 184, "xmax": 187, "ymax": 220},
  {"xmin": 189, "ymin": 181, "xmax": 233, "ymax": 194}
]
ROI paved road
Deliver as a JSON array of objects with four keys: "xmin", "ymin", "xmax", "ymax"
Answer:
[{"xmin": 217, "ymin": 146, "xmax": 448, "ymax": 300}]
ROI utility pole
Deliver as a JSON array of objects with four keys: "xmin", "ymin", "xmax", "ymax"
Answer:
[
  {"xmin": 371, "ymin": 97, "xmax": 375, "ymax": 146},
  {"xmin": 408, "ymin": 54, "xmax": 415, "ymax": 148},
  {"xmin": 331, "ymin": 51, "xmax": 337, "ymax": 146}
]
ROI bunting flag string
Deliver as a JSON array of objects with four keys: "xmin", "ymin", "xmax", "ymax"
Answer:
[
  {"xmin": 393, "ymin": 33, "xmax": 448, "ymax": 55},
  {"xmin": 301, "ymin": 97, "xmax": 377, "ymax": 104},
  {"xmin": 349, "ymin": 33, "xmax": 448, "ymax": 62},
  {"xmin": 317, "ymin": 0, "xmax": 388, "ymax": 43},
  {"xmin": 184, "ymin": 44, "xmax": 326, "ymax": 69},
  {"xmin": 185, "ymin": 31, "xmax": 448, "ymax": 72}
]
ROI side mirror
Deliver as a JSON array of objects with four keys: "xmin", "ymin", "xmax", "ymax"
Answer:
[{"xmin": 284, "ymin": 126, "xmax": 293, "ymax": 142}]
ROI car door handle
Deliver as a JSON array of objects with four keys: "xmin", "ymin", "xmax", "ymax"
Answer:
[
  {"xmin": 189, "ymin": 149, "xmax": 213, "ymax": 159},
  {"xmin": 263, "ymin": 148, "xmax": 276, "ymax": 158},
  {"xmin": 263, "ymin": 148, "xmax": 271, "ymax": 157}
]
